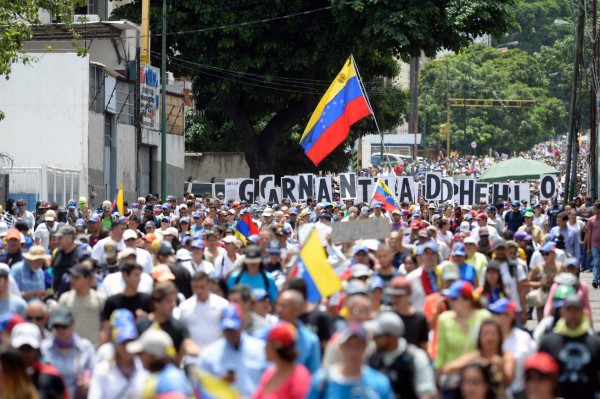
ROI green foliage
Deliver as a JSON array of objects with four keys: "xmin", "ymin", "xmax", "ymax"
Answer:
[
  {"xmin": 419, "ymin": 44, "xmax": 567, "ymax": 154},
  {"xmin": 0, "ymin": 0, "xmax": 83, "ymax": 121},
  {"xmin": 114, "ymin": 0, "xmax": 518, "ymax": 176},
  {"xmin": 505, "ymin": 0, "xmax": 573, "ymax": 54}
]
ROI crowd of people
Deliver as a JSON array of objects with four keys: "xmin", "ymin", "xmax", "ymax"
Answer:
[{"xmin": 0, "ymin": 146, "xmax": 598, "ymax": 399}]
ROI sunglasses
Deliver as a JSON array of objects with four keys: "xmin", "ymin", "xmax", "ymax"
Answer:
[{"xmin": 25, "ymin": 315, "xmax": 45, "ymax": 322}]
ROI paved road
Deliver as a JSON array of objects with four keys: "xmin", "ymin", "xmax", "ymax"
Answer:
[{"xmin": 525, "ymin": 271, "xmax": 600, "ymax": 331}]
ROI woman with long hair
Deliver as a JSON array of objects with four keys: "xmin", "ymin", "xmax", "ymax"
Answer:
[
  {"xmin": 252, "ymin": 322, "xmax": 311, "ymax": 399},
  {"xmin": 0, "ymin": 348, "xmax": 39, "ymax": 399},
  {"xmin": 476, "ymin": 262, "xmax": 509, "ymax": 308},
  {"xmin": 456, "ymin": 362, "xmax": 497, "ymax": 399}
]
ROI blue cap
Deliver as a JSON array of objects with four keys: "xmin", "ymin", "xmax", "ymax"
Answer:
[
  {"xmin": 110, "ymin": 309, "xmax": 138, "ymax": 344},
  {"xmin": 75, "ymin": 219, "xmax": 86, "ymax": 228},
  {"xmin": 162, "ymin": 203, "xmax": 169, "ymax": 209},
  {"xmin": 252, "ymin": 288, "xmax": 268, "ymax": 301},
  {"xmin": 220, "ymin": 304, "xmax": 242, "ymax": 330},
  {"xmin": 87, "ymin": 215, "xmax": 99, "ymax": 223},
  {"xmin": 268, "ymin": 240, "xmax": 281, "ymax": 255},
  {"xmin": 248, "ymin": 234, "xmax": 259, "ymax": 244},
  {"xmin": 132, "ymin": 203, "xmax": 139, "ymax": 210},
  {"xmin": 417, "ymin": 241, "xmax": 438, "ymax": 255},
  {"xmin": 487, "ymin": 298, "xmax": 517, "ymax": 315},
  {"xmin": 354, "ymin": 245, "xmax": 369, "ymax": 255},
  {"xmin": 160, "ymin": 216, "xmax": 170, "ymax": 223},
  {"xmin": 324, "ymin": 202, "xmax": 333, "ymax": 208},
  {"xmin": 442, "ymin": 280, "xmax": 473, "ymax": 300},
  {"xmin": 193, "ymin": 211, "xmax": 202, "ymax": 218},
  {"xmin": 465, "ymin": 214, "xmax": 473, "ymax": 221},
  {"xmin": 319, "ymin": 212, "xmax": 332, "ymax": 221},
  {"xmin": 368, "ymin": 275, "xmax": 385, "ymax": 292},
  {"xmin": 412, "ymin": 210, "xmax": 421, "ymax": 217},
  {"xmin": 289, "ymin": 208, "xmax": 298, "ymax": 215},
  {"xmin": 541, "ymin": 242, "xmax": 556, "ymax": 253},
  {"xmin": 486, "ymin": 206, "xmax": 497, "ymax": 213},
  {"xmin": 373, "ymin": 202, "xmax": 383, "ymax": 209},
  {"xmin": 179, "ymin": 217, "xmax": 190, "ymax": 224},
  {"xmin": 68, "ymin": 200, "xmax": 77, "ymax": 209},
  {"xmin": 452, "ymin": 242, "xmax": 467, "ymax": 257},
  {"xmin": 511, "ymin": 201, "xmax": 521, "ymax": 207},
  {"xmin": 434, "ymin": 207, "xmax": 442, "ymax": 214},
  {"xmin": 191, "ymin": 239, "xmax": 205, "ymax": 250}
]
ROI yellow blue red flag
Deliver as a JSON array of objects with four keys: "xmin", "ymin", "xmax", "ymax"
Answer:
[
  {"xmin": 298, "ymin": 228, "xmax": 342, "ymax": 302},
  {"xmin": 111, "ymin": 182, "xmax": 124, "ymax": 215},
  {"xmin": 372, "ymin": 178, "xmax": 400, "ymax": 212},
  {"xmin": 300, "ymin": 57, "xmax": 372, "ymax": 166}
]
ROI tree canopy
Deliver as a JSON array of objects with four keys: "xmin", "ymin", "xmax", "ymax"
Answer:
[
  {"xmin": 113, "ymin": 0, "xmax": 518, "ymax": 176},
  {"xmin": 419, "ymin": 44, "xmax": 567, "ymax": 155}
]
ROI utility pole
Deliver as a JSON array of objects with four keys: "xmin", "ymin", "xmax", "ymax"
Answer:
[
  {"xmin": 565, "ymin": 1, "xmax": 584, "ymax": 202},
  {"xmin": 410, "ymin": 56, "xmax": 420, "ymax": 160},
  {"xmin": 160, "ymin": 0, "xmax": 167, "ymax": 201},
  {"xmin": 591, "ymin": 0, "xmax": 598, "ymax": 199}
]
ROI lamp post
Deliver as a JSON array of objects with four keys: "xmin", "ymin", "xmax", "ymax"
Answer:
[{"xmin": 160, "ymin": 0, "xmax": 167, "ymax": 201}]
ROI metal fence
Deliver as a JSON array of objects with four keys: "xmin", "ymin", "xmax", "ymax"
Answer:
[{"xmin": 8, "ymin": 165, "xmax": 82, "ymax": 211}]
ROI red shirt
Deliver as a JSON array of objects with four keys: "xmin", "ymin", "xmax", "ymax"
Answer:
[{"xmin": 251, "ymin": 364, "xmax": 311, "ymax": 399}]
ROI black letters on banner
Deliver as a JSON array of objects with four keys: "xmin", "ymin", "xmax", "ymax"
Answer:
[
  {"xmin": 239, "ymin": 179, "xmax": 255, "ymax": 203},
  {"xmin": 474, "ymin": 183, "xmax": 488, "ymax": 204},
  {"xmin": 492, "ymin": 184, "xmax": 511, "ymax": 205},
  {"xmin": 397, "ymin": 178, "xmax": 414, "ymax": 203},
  {"xmin": 458, "ymin": 179, "xmax": 475, "ymax": 206},
  {"xmin": 267, "ymin": 187, "xmax": 281, "ymax": 204},
  {"xmin": 540, "ymin": 175, "xmax": 556, "ymax": 200},
  {"xmin": 357, "ymin": 178, "xmax": 372, "ymax": 203},
  {"xmin": 297, "ymin": 174, "xmax": 313, "ymax": 200},
  {"xmin": 281, "ymin": 177, "xmax": 297, "ymax": 203},
  {"xmin": 339, "ymin": 173, "xmax": 357, "ymax": 200},
  {"xmin": 315, "ymin": 178, "xmax": 332, "ymax": 203},
  {"xmin": 440, "ymin": 178, "xmax": 454, "ymax": 203},
  {"xmin": 425, "ymin": 174, "xmax": 441, "ymax": 201},
  {"xmin": 259, "ymin": 175, "xmax": 274, "ymax": 200}
]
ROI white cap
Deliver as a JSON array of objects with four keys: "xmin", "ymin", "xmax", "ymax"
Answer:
[
  {"xmin": 123, "ymin": 229, "xmax": 138, "ymax": 241},
  {"xmin": 262, "ymin": 208, "xmax": 274, "ymax": 217},
  {"xmin": 126, "ymin": 329, "xmax": 174, "ymax": 358},
  {"xmin": 11, "ymin": 322, "xmax": 42, "ymax": 349},
  {"xmin": 459, "ymin": 221, "xmax": 471, "ymax": 233},
  {"xmin": 165, "ymin": 227, "xmax": 179, "ymax": 237},
  {"xmin": 118, "ymin": 247, "xmax": 137, "ymax": 261},
  {"xmin": 175, "ymin": 248, "xmax": 192, "ymax": 261},
  {"xmin": 0, "ymin": 221, "xmax": 8, "ymax": 237},
  {"xmin": 222, "ymin": 235, "xmax": 237, "ymax": 244}
]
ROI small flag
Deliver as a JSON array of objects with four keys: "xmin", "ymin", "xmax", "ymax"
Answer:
[
  {"xmin": 300, "ymin": 56, "xmax": 372, "ymax": 166},
  {"xmin": 191, "ymin": 368, "xmax": 238, "ymax": 399},
  {"xmin": 298, "ymin": 228, "xmax": 341, "ymax": 302},
  {"xmin": 111, "ymin": 182, "xmax": 124, "ymax": 215},
  {"xmin": 371, "ymin": 178, "xmax": 400, "ymax": 213},
  {"xmin": 234, "ymin": 213, "xmax": 259, "ymax": 244}
]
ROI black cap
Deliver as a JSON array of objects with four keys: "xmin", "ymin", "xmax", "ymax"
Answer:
[
  {"xmin": 69, "ymin": 264, "xmax": 91, "ymax": 278},
  {"xmin": 49, "ymin": 307, "xmax": 75, "ymax": 328},
  {"xmin": 319, "ymin": 212, "xmax": 332, "ymax": 221},
  {"xmin": 244, "ymin": 245, "xmax": 262, "ymax": 264},
  {"xmin": 144, "ymin": 204, "xmax": 154, "ymax": 213},
  {"xmin": 563, "ymin": 294, "xmax": 584, "ymax": 309}
]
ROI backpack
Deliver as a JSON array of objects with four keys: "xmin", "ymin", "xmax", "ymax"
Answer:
[{"xmin": 368, "ymin": 343, "xmax": 418, "ymax": 399}]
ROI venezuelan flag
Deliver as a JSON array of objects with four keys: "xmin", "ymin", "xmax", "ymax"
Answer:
[
  {"xmin": 371, "ymin": 178, "xmax": 400, "ymax": 212},
  {"xmin": 298, "ymin": 228, "xmax": 341, "ymax": 302},
  {"xmin": 190, "ymin": 368, "xmax": 238, "ymax": 399},
  {"xmin": 300, "ymin": 57, "xmax": 372, "ymax": 166},
  {"xmin": 111, "ymin": 182, "xmax": 124, "ymax": 215},
  {"xmin": 234, "ymin": 213, "xmax": 259, "ymax": 244}
]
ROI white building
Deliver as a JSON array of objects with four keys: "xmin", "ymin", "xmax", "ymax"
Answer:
[{"xmin": 0, "ymin": 21, "xmax": 185, "ymax": 210}]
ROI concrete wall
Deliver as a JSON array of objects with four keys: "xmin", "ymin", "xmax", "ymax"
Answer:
[
  {"xmin": 184, "ymin": 153, "xmax": 250, "ymax": 180},
  {"xmin": 116, "ymin": 122, "xmax": 137, "ymax": 202},
  {"xmin": 88, "ymin": 112, "xmax": 105, "ymax": 208},
  {"xmin": 141, "ymin": 129, "xmax": 184, "ymax": 197}
]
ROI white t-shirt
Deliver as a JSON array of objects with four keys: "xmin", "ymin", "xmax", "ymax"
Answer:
[
  {"xmin": 34, "ymin": 223, "xmax": 56, "ymax": 250},
  {"xmin": 482, "ymin": 260, "xmax": 527, "ymax": 311},
  {"xmin": 91, "ymin": 236, "xmax": 125, "ymax": 262},
  {"xmin": 503, "ymin": 327, "xmax": 536, "ymax": 395},
  {"xmin": 187, "ymin": 260, "xmax": 215, "ymax": 276},
  {"xmin": 533, "ymin": 214, "xmax": 548, "ymax": 231},
  {"xmin": 135, "ymin": 247, "xmax": 154, "ymax": 274},
  {"xmin": 178, "ymin": 294, "xmax": 229, "ymax": 347},
  {"xmin": 100, "ymin": 272, "xmax": 154, "ymax": 297},
  {"xmin": 213, "ymin": 253, "xmax": 239, "ymax": 278},
  {"xmin": 529, "ymin": 248, "xmax": 566, "ymax": 270}
]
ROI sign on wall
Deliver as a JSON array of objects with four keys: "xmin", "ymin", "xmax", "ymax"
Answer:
[{"xmin": 140, "ymin": 64, "xmax": 160, "ymax": 131}]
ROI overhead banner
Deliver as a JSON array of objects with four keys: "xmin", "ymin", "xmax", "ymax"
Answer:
[{"xmin": 223, "ymin": 173, "xmax": 556, "ymax": 205}]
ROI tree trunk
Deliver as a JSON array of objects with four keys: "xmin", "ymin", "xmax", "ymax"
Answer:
[{"xmin": 225, "ymin": 92, "xmax": 318, "ymax": 178}]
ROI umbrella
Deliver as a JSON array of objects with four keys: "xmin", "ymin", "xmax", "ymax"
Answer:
[{"xmin": 478, "ymin": 158, "xmax": 559, "ymax": 183}]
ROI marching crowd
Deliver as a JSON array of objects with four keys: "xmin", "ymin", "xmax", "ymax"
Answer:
[{"xmin": 0, "ymin": 159, "xmax": 598, "ymax": 399}]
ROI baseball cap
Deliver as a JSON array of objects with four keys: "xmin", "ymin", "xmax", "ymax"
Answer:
[
  {"xmin": 338, "ymin": 322, "xmax": 368, "ymax": 344},
  {"xmin": 265, "ymin": 322, "xmax": 297, "ymax": 348},
  {"xmin": 368, "ymin": 275, "xmax": 385, "ymax": 292},
  {"xmin": 175, "ymin": 248, "xmax": 192, "ymax": 261},
  {"xmin": 540, "ymin": 242, "xmax": 556, "ymax": 253},
  {"xmin": 244, "ymin": 245, "xmax": 262, "ymax": 264},
  {"xmin": 151, "ymin": 264, "xmax": 176, "ymax": 282},
  {"xmin": 463, "ymin": 236, "xmax": 477, "ymax": 245},
  {"xmin": 354, "ymin": 245, "xmax": 369, "ymax": 255},
  {"xmin": 552, "ymin": 284, "xmax": 576, "ymax": 308},
  {"xmin": 75, "ymin": 219, "xmax": 86, "ymax": 228},
  {"xmin": 475, "ymin": 213, "xmax": 487, "ymax": 221},
  {"xmin": 252, "ymin": 288, "xmax": 268, "ymax": 301},
  {"xmin": 191, "ymin": 238, "xmax": 205, "ymax": 250},
  {"xmin": 384, "ymin": 276, "xmax": 411, "ymax": 296},
  {"xmin": 262, "ymin": 208, "xmax": 274, "ymax": 217},
  {"xmin": 487, "ymin": 298, "xmax": 517, "ymax": 317},
  {"xmin": 11, "ymin": 322, "xmax": 42, "ymax": 349},
  {"xmin": 345, "ymin": 280, "xmax": 368, "ymax": 296},
  {"xmin": 267, "ymin": 240, "xmax": 281, "ymax": 255},
  {"xmin": 440, "ymin": 261, "xmax": 460, "ymax": 281},
  {"xmin": 492, "ymin": 239, "xmax": 507, "ymax": 250},
  {"xmin": 220, "ymin": 304, "xmax": 243, "ymax": 330},
  {"xmin": 524, "ymin": 211, "xmax": 534, "ymax": 218},
  {"xmin": 45, "ymin": 210, "xmax": 56, "ymax": 222},
  {"xmin": 365, "ymin": 311, "xmax": 405, "ymax": 338},
  {"xmin": 409, "ymin": 220, "xmax": 421, "ymax": 229},
  {"xmin": 110, "ymin": 309, "xmax": 139, "ymax": 344},
  {"xmin": 511, "ymin": 201, "xmax": 521, "ymax": 207},
  {"xmin": 123, "ymin": 229, "xmax": 138, "ymax": 241},
  {"xmin": 88, "ymin": 214, "xmax": 101, "ymax": 223},
  {"xmin": 49, "ymin": 307, "xmax": 74, "ymax": 328},
  {"xmin": 565, "ymin": 257, "xmax": 579, "ymax": 268},
  {"xmin": 442, "ymin": 280, "xmax": 473, "ymax": 300},
  {"xmin": 6, "ymin": 228, "xmax": 21, "ymax": 241},
  {"xmin": 164, "ymin": 227, "xmax": 179, "ymax": 237},
  {"xmin": 486, "ymin": 205, "xmax": 497, "ymax": 213},
  {"xmin": 459, "ymin": 221, "xmax": 471, "ymax": 233},
  {"xmin": 351, "ymin": 264, "xmax": 372, "ymax": 279},
  {"xmin": 118, "ymin": 247, "xmax": 137, "ymax": 261},
  {"xmin": 452, "ymin": 242, "xmax": 467, "ymax": 257},
  {"xmin": 524, "ymin": 352, "xmax": 559, "ymax": 375},
  {"xmin": 417, "ymin": 240, "xmax": 438, "ymax": 255},
  {"xmin": 563, "ymin": 294, "xmax": 584, "ymax": 309},
  {"xmin": 514, "ymin": 231, "xmax": 531, "ymax": 241},
  {"xmin": 104, "ymin": 240, "xmax": 118, "ymax": 258},
  {"xmin": 126, "ymin": 329, "xmax": 175, "ymax": 358}
]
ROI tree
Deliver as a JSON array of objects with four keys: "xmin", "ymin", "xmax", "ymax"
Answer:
[
  {"xmin": 0, "ymin": 1, "xmax": 83, "ymax": 120},
  {"xmin": 113, "ymin": 0, "xmax": 518, "ymax": 177},
  {"xmin": 419, "ymin": 44, "xmax": 566, "ymax": 154}
]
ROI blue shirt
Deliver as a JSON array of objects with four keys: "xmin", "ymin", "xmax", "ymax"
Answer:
[
  {"xmin": 458, "ymin": 263, "xmax": 478, "ymax": 286},
  {"xmin": 295, "ymin": 320, "xmax": 322, "ymax": 374},
  {"xmin": 227, "ymin": 270, "xmax": 278, "ymax": 302},
  {"xmin": 154, "ymin": 363, "xmax": 192, "ymax": 397},
  {"xmin": 0, "ymin": 295, "xmax": 27, "ymax": 316},
  {"xmin": 308, "ymin": 365, "xmax": 394, "ymax": 399},
  {"xmin": 197, "ymin": 333, "xmax": 267, "ymax": 397},
  {"xmin": 40, "ymin": 335, "xmax": 96, "ymax": 399},
  {"xmin": 10, "ymin": 260, "xmax": 45, "ymax": 301},
  {"xmin": 549, "ymin": 226, "xmax": 581, "ymax": 260}
]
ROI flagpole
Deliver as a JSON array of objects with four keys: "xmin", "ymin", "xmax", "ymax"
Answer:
[{"xmin": 351, "ymin": 55, "xmax": 387, "ymax": 165}]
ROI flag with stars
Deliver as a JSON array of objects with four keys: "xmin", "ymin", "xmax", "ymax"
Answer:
[
  {"xmin": 371, "ymin": 178, "xmax": 400, "ymax": 213},
  {"xmin": 300, "ymin": 56, "xmax": 372, "ymax": 166}
]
